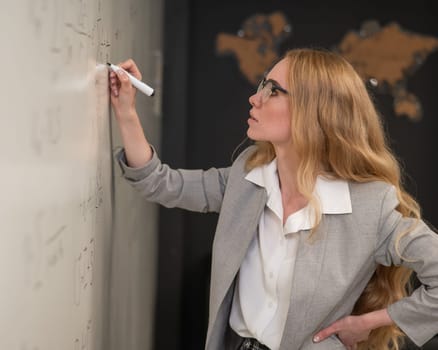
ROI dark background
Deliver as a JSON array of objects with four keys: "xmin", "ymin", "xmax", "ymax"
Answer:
[{"xmin": 157, "ymin": 0, "xmax": 438, "ymax": 349}]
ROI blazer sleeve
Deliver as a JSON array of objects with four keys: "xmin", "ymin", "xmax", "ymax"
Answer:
[
  {"xmin": 374, "ymin": 185, "xmax": 438, "ymax": 346},
  {"xmin": 115, "ymin": 146, "xmax": 230, "ymax": 213}
]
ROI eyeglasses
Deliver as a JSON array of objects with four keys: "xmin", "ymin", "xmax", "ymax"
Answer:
[{"xmin": 256, "ymin": 77, "xmax": 289, "ymax": 103}]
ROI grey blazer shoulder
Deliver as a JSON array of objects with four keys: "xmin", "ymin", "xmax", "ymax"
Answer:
[{"xmin": 116, "ymin": 146, "xmax": 438, "ymax": 349}]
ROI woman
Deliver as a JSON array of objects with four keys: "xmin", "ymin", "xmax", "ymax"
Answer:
[{"xmin": 109, "ymin": 48, "xmax": 438, "ymax": 350}]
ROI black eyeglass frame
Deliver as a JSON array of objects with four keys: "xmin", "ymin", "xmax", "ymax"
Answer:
[{"xmin": 257, "ymin": 77, "xmax": 289, "ymax": 95}]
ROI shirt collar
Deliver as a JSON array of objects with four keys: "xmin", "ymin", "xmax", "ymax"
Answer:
[
  {"xmin": 244, "ymin": 159, "xmax": 352, "ymax": 215},
  {"xmin": 245, "ymin": 158, "xmax": 279, "ymax": 197}
]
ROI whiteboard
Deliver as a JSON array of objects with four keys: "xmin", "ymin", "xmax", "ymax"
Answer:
[{"xmin": 0, "ymin": 0, "xmax": 162, "ymax": 349}]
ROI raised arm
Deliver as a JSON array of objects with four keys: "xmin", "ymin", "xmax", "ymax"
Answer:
[{"xmin": 109, "ymin": 58, "xmax": 152, "ymax": 168}]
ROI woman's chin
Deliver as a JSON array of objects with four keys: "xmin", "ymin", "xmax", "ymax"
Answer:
[{"xmin": 246, "ymin": 129, "xmax": 258, "ymax": 141}]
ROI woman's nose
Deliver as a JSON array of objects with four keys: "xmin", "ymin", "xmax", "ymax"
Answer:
[{"xmin": 249, "ymin": 92, "xmax": 261, "ymax": 107}]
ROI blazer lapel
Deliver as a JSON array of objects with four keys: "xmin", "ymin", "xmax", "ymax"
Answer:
[
  {"xmin": 280, "ymin": 217, "xmax": 331, "ymax": 347},
  {"xmin": 208, "ymin": 181, "xmax": 267, "ymax": 326}
]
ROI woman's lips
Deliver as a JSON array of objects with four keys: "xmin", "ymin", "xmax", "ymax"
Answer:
[{"xmin": 249, "ymin": 113, "xmax": 258, "ymax": 122}]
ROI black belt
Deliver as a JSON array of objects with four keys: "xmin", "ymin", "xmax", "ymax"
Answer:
[{"xmin": 238, "ymin": 338, "xmax": 271, "ymax": 350}]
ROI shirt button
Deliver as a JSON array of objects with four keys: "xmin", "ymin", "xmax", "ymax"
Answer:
[
  {"xmin": 269, "ymin": 272, "xmax": 274, "ymax": 278},
  {"xmin": 268, "ymin": 301, "xmax": 274, "ymax": 308}
]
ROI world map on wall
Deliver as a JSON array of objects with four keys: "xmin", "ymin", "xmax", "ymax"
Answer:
[{"xmin": 216, "ymin": 12, "xmax": 438, "ymax": 121}]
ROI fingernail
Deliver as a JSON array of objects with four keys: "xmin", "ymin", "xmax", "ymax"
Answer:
[
  {"xmin": 313, "ymin": 336, "xmax": 320, "ymax": 343},
  {"xmin": 118, "ymin": 71, "xmax": 128, "ymax": 81}
]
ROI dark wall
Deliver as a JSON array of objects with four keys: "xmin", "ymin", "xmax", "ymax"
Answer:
[{"xmin": 157, "ymin": 1, "xmax": 438, "ymax": 349}]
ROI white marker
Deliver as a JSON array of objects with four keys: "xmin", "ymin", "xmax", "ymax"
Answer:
[{"xmin": 107, "ymin": 62, "xmax": 155, "ymax": 97}]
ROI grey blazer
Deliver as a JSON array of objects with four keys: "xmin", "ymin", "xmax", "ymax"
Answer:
[{"xmin": 117, "ymin": 146, "xmax": 438, "ymax": 349}]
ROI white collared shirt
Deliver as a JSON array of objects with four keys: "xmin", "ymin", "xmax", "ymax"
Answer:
[{"xmin": 229, "ymin": 159, "xmax": 352, "ymax": 350}]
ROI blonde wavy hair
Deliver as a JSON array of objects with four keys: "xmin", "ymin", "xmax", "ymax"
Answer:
[{"xmin": 245, "ymin": 48, "xmax": 421, "ymax": 350}]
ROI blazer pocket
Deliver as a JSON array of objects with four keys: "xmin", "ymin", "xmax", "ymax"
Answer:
[{"xmin": 324, "ymin": 335, "xmax": 347, "ymax": 349}]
